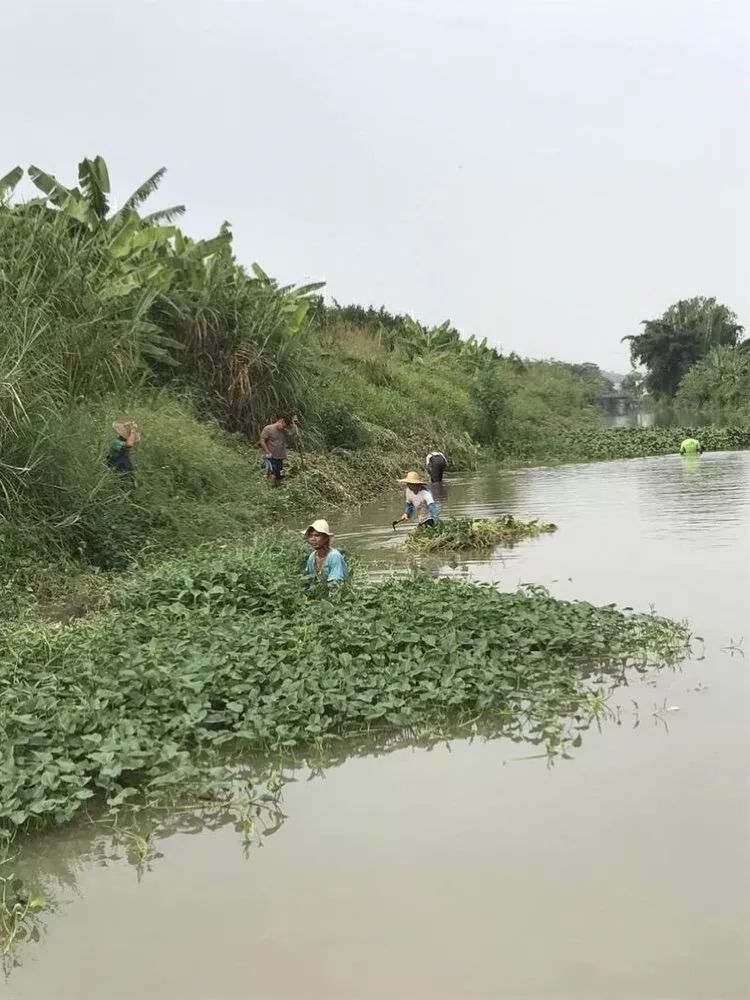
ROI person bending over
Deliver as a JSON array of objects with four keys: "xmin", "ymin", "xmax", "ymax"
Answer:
[
  {"xmin": 426, "ymin": 450, "xmax": 447, "ymax": 483},
  {"xmin": 395, "ymin": 471, "xmax": 440, "ymax": 528}
]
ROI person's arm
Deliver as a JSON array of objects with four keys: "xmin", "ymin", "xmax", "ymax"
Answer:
[
  {"xmin": 303, "ymin": 551, "xmax": 316, "ymax": 588},
  {"xmin": 398, "ymin": 499, "xmax": 415, "ymax": 523}
]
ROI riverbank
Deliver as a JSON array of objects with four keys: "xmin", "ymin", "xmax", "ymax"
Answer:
[
  {"xmin": 5, "ymin": 161, "xmax": 748, "ymax": 619},
  {"xmin": 6, "ymin": 420, "xmax": 749, "ymax": 623},
  {"xmin": 0, "ymin": 160, "xmax": 618, "ymax": 616}
]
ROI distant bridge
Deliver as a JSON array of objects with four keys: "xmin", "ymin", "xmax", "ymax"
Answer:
[{"xmin": 599, "ymin": 391, "xmax": 634, "ymax": 415}]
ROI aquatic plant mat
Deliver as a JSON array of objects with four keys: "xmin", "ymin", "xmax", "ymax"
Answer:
[
  {"xmin": 404, "ymin": 516, "xmax": 557, "ymax": 553},
  {"xmin": 0, "ymin": 539, "xmax": 692, "ymax": 955},
  {"xmin": 0, "ymin": 542, "xmax": 690, "ymax": 841}
]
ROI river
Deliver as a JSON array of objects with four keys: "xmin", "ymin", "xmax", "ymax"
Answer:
[{"xmin": 4, "ymin": 453, "xmax": 749, "ymax": 1000}]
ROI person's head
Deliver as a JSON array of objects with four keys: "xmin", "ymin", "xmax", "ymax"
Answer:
[
  {"xmin": 305, "ymin": 518, "xmax": 332, "ymax": 551},
  {"xmin": 113, "ymin": 420, "xmax": 137, "ymax": 446},
  {"xmin": 400, "ymin": 471, "xmax": 427, "ymax": 494}
]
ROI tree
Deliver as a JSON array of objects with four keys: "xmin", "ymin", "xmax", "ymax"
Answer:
[
  {"xmin": 623, "ymin": 297, "xmax": 744, "ymax": 398},
  {"xmin": 675, "ymin": 345, "xmax": 750, "ymax": 416},
  {"xmin": 27, "ymin": 157, "xmax": 185, "ymax": 230},
  {"xmin": 621, "ymin": 371, "xmax": 644, "ymax": 399}
]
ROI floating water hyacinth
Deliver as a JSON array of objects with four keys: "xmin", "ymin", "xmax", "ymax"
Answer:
[{"xmin": 403, "ymin": 516, "xmax": 557, "ymax": 553}]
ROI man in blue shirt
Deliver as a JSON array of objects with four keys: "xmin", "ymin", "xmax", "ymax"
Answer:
[{"xmin": 304, "ymin": 519, "xmax": 349, "ymax": 586}]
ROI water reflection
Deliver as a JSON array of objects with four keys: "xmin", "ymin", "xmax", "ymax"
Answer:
[
  {"xmin": 7, "ymin": 653, "xmax": 679, "ymax": 977},
  {"xmin": 600, "ymin": 408, "xmax": 655, "ymax": 428},
  {"xmin": 636, "ymin": 452, "xmax": 750, "ymax": 545}
]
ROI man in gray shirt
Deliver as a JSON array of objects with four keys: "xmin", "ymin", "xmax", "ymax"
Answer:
[{"xmin": 259, "ymin": 415, "xmax": 298, "ymax": 485}]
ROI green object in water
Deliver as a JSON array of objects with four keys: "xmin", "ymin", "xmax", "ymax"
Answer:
[
  {"xmin": 679, "ymin": 438, "xmax": 702, "ymax": 455},
  {"xmin": 403, "ymin": 515, "xmax": 557, "ymax": 553}
]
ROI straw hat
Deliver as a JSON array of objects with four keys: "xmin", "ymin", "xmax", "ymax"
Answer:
[
  {"xmin": 305, "ymin": 518, "xmax": 332, "ymax": 537},
  {"xmin": 398, "ymin": 471, "xmax": 427, "ymax": 486},
  {"xmin": 112, "ymin": 420, "xmax": 141, "ymax": 442}
]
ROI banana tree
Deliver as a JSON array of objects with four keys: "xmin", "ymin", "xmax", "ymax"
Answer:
[
  {"xmin": 27, "ymin": 157, "xmax": 184, "ymax": 231},
  {"xmin": 0, "ymin": 167, "xmax": 23, "ymax": 205}
]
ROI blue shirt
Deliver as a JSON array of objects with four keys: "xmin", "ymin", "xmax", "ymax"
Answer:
[{"xmin": 304, "ymin": 548, "xmax": 349, "ymax": 584}]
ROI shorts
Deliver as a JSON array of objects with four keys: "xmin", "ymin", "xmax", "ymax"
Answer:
[{"xmin": 267, "ymin": 457, "xmax": 284, "ymax": 479}]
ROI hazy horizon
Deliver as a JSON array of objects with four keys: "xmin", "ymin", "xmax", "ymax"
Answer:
[{"xmin": 3, "ymin": 0, "xmax": 747, "ymax": 370}]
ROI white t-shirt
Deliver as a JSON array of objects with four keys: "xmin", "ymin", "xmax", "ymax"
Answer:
[{"xmin": 406, "ymin": 487, "xmax": 436, "ymax": 524}]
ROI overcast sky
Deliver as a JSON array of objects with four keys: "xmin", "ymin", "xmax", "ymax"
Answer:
[{"xmin": 3, "ymin": 0, "xmax": 747, "ymax": 370}]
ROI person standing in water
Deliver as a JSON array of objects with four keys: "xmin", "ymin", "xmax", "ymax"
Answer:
[
  {"xmin": 426, "ymin": 450, "xmax": 447, "ymax": 483},
  {"xmin": 395, "ymin": 471, "xmax": 440, "ymax": 528},
  {"xmin": 303, "ymin": 519, "xmax": 349, "ymax": 586},
  {"xmin": 107, "ymin": 420, "xmax": 138, "ymax": 489},
  {"xmin": 679, "ymin": 437, "xmax": 705, "ymax": 455}
]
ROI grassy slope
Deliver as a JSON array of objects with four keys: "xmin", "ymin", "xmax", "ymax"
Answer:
[{"xmin": 1, "ymin": 311, "xmax": 609, "ymax": 614}]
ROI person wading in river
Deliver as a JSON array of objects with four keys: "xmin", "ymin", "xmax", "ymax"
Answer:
[
  {"xmin": 426, "ymin": 450, "xmax": 447, "ymax": 483},
  {"xmin": 395, "ymin": 471, "xmax": 440, "ymax": 528},
  {"xmin": 259, "ymin": 414, "xmax": 299, "ymax": 486},
  {"xmin": 303, "ymin": 519, "xmax": 349, "ymax": 587},
  {"xmin": 679, "ymin": 437, "xmax": 705, "ymax": 455}
]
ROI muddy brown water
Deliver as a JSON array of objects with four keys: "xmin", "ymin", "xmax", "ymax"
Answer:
[{"xmin": 4, "ymin": 453, "xmax": 750, "ymax": 1000}]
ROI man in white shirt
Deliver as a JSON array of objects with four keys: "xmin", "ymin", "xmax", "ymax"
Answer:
[{"xmin": 395, "ymin": 471, "xmax": 440, "ymax": 527}]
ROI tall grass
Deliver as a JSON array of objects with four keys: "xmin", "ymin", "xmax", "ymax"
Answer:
[{"xmin": 0, "ymin": 160, "xmax": 616, "ymax": 595}]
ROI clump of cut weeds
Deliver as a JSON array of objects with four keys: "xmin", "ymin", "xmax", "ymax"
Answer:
[{"xmin": 403, "ymin": 515, "xmax": 557, "ymax": 553}]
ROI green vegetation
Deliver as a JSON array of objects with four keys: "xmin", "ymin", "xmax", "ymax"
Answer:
[
  {"xmin": 0, "ymin": 156, "xmax": 617, "ymax": 602},
  {"xmin": 674, "ymin": 346, "xmax": 750, "ymax": 424},
  {"xmin": 620, "ymin": 296, "xmax": 750, "ymax": 422},
  {"xmin": 0, "ymin": 538, "xmax": 690, "ymax": 843},
  {"xmin": 624, "ymin": 296, "xmax": 745, "ymax": 399},
  {"xmin": 403, "ymin": 516, "xmax": 557, "ymax": 553},
  {"xmin": 1, "ymin": 850, "xmax": 46, "ymax": 958},
  {"xmin": 544, "ymin": 425, "xmax": 750, "ymax": 462},
  {"xmin": 0, "ymin": 159, "xmax": 714, "ymax": 962}
]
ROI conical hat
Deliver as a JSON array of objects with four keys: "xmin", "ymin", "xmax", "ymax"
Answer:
[{"xmin": 398, "ymin": 471, "xmax": 427, "ymax": 485}]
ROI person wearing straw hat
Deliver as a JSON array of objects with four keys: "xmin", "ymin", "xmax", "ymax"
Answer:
[
  {"xmin": 106, "ymin": 420, "xmax": 139, "ymax": 488},
  {"xmin": 303, "ymin": 519, "xmax": 349, "ymax": 587},
  {"xmin": 395, "ymin": 471, "xmax": 440, "ymax": 528}
]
